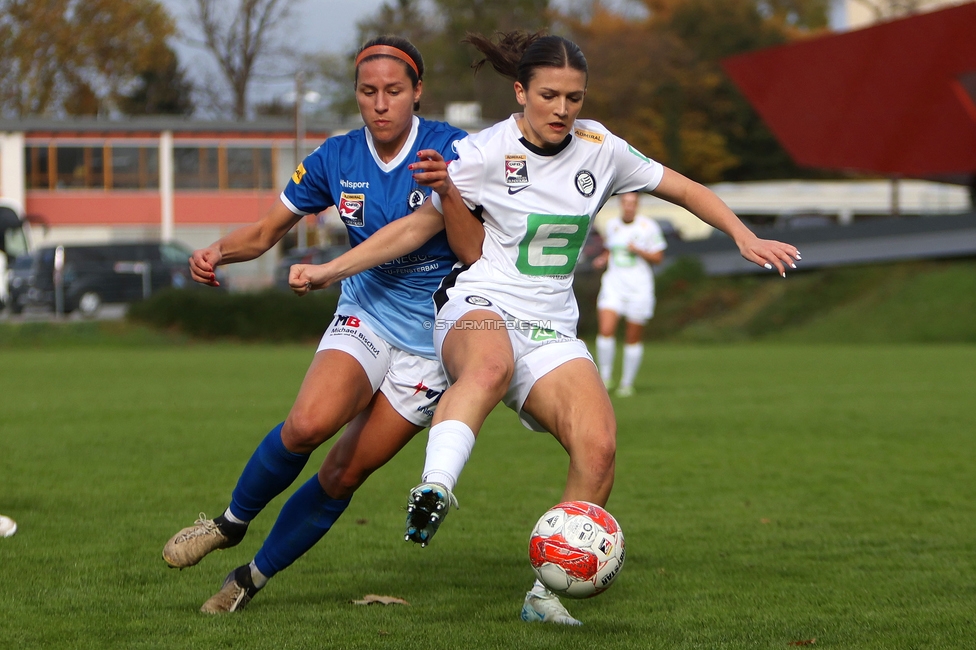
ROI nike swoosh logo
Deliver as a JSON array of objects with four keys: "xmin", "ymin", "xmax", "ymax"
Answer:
[{"xmin": 508, "ymin": 185, "xmax": 531, "ymax": 195}]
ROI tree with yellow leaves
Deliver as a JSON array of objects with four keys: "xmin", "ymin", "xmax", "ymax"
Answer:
[
  {"xmin": 0, "ymin": 0, "xmax": 188, "ymax": 117},
  {"xmin": 564, "ymin": 0, "xmax": 830, "ymax": 182}
]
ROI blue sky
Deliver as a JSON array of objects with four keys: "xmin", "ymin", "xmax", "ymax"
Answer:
[
  {"xmin": 158, "ymin": 0, "xmax": 389, "ymax": 111},
  {"xmin": 156, "ymin": 0, "xmax": 849, "ymax": 114}
]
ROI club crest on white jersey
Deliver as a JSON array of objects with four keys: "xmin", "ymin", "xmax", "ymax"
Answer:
[
  {"xmin": 505, "ymin": 154, "xmax": 528, "ymax": 185},
  {"xmin": 575, "ymin": 170, "xmax": 596, "ymax": 197}
]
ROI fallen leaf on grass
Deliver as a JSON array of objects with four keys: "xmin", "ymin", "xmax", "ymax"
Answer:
[
  {"xmin": 760, "ymin": 518, "xmax": 771, "ymax": 524},
  {"xmin": 355, "ymin": 518, "xmax": 369, "ymax": 525},
  {"xmin": 788, "ymin": 639, "xmax": 816, "ymax": 646},
  {"xmin": 352, "ymin": 594, "xmax": 410, "ymax": 606}
]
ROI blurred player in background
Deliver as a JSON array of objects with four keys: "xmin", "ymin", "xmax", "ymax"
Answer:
[
  {"xmin": 594, "ymin": 192, "xmax": 666, "ymax": 397},
  {"xmin": 161, "ymin": 35, "xmax": 480, "ymax": 613}
]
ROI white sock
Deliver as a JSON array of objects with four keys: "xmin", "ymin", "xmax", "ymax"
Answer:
[
  {"xmin": 529, "ymin": 579, "xmax": 550, "ymax": 597},
  {"xmin": 248, "ymin": 560, "xmax": 269, "ymax": 589},
  {"xmin": 596, "ymin": 335, "xmax": 616, "ymax": 383},
  {"xmin": 422, "ymin": 420, "xmax": 476, "ymax": 491},
  {"xmin": 620, "ymin": 342, "xmax": 644, "ymax": 389},
  {"xmin": 223, "ymin": 508, "xmax": 247, "ymax": 525}
]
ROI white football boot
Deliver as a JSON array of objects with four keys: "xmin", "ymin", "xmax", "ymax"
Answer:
[
  {"xmin": 404, "ymin": 482, "xmax": 458, "ymax": 547},
  {"xmin": 520, "ymin": 587, "xmax": 582, "ymax": 626}
]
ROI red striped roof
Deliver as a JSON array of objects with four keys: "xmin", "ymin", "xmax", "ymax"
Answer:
[{"xmin": 721, "ymin": 2, "xmax": 976, "ymax": 176}]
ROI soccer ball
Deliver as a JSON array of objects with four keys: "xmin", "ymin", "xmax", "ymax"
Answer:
[
  {"xmin": 0, "ymin": 515, "xmax": 17, "ymax": 538},
  {"xmin": 528, "ymin": 501, "xmax": 625, "ymax": 599}
]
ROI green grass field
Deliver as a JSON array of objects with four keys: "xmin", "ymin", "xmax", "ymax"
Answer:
[{"xmin": 2, "ymin": 342, "xmax": 975, "ymax": 649}]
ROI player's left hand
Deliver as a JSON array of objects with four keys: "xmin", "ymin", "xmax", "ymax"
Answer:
[
  {"xmin": 289, "ymin": 263, "xmax": 340, "ymax": 296},
  {"xmin": 737, "ymin": 235, "xmax": 801, "ymax": 277},
  {"xmin": 410, "ymin": 149, "xmax": 453, "ymax": 195}
]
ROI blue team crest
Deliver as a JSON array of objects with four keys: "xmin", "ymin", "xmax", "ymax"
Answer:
[
  {"xmin": 338, "ymin": 192, "xmax": 365, "ymax": 227},
  {"xmin": 408, "ymin": 188, "xmax": 426, "ymax": 211}
]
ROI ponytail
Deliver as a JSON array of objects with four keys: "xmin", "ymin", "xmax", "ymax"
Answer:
[{"xmin": 463, "ymin": 31, "xmax": 588, "ymax": 88}]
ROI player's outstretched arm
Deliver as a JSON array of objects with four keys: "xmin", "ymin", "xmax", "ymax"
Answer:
[
  {"xmin": 411, "ymin": 149, "xmax": 484, "ymax": 265},
  {"xmin": 650, "ymin": 168, "xmax": 800, "ymax": 277},
  {"xmin": 189, "ymin": 199, "xmax": 302, "ymax": 287},
  {"xmin": 627, "ymin": 244, "xmax": 664, "ymax": 265},
  {"xmin": 289, "ymin": 202, "xmax": 446, "ymax": 295}
]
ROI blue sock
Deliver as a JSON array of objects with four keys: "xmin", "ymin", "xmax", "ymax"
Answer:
[
  {"xmin": 253, "ymin": 475, "xmax": 351, "ymax": 578},
  {"xmin": 228, "ymin": 423, "xmax": 310, "ymax": 522}
]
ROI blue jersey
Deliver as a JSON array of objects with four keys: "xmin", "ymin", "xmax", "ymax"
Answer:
[{"xmin": 281, "ymin": 116, "xmax": 466, "ymax": 359}]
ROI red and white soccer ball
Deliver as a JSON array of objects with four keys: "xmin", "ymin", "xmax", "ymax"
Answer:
[{"xmin": 528, "ymin": 501, "xmax": 625, "ymax": 599}]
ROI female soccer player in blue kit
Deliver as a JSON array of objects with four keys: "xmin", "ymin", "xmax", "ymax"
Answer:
[{"xmin": 161, "ymin": 36, "xmax": 482, "ymax": 613}]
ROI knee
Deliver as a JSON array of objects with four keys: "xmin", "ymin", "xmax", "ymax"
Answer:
[
  {"xmin": 579, "ymin": 427, "xmax": 616, "ymax": 479},
  {"xmin": 591, "ymin": 432, "xmax": 617, "ymax": 477},
  {"xmin": 318, "ymin": 462, "xmax": 365, "ymax": 500},
  {"xmin": 466, "ymin": 356, "xmax": 514, "ymax": 400},
  {"xmin": 282, "ymin": 409, "xmax": 339, "ymax": 454}
]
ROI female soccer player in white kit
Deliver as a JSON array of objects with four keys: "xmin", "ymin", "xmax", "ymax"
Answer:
[
  {"xmin": 594, "ymin": 192, "xmax": 666, "ymax": 397},
  {"xmin": 292, "ymin": 31, "xmax": 800, "ymax": 625}
]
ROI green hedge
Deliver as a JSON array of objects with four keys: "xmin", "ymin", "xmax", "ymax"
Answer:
[
  {"xmin": 126, "ymin": 257, "xmax": 976, "ymax": 344},
  {"xmin": 127, "ymin": 288, "xmax": 340, "ymax": 341}
]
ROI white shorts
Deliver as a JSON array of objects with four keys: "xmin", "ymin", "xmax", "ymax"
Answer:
[
  {"xmin": 434, "ymin": 293, "xmax": 593, "ymax": 432},
  {"xmin": 317, "ymin": 310, "xmax": 446, "ymax": 427},
  {"xmin": 597, "ymin": 282, "xmax": 654, "ymax": 324}
]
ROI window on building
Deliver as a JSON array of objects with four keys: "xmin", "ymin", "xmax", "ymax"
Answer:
[
  {"xmin": 56, "ymin": 146, "xmax": 104, "ymax": 189},
  {"xmin": 227, "ymin": 147, "xmax": 274, "ymax": 190},
  {"xmin": 111, "ymin": 147, "xmax": 160, "ymax": 190},
  {"xmin": 25, "ymin": 141, "xmax": 278, "ymax": 192},
  {"xmin": 174, "ymin": 146, "xmax": 219, "ymax": 189},
  {"xmin": 24, "ymin": 146, "xmax": 50, "ymax": 189}
]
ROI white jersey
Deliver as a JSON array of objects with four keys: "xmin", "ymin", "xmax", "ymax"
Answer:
[
  {"xmin": 433, "ymin": 114, "xmax": 664, "ymax": 337},
  {"xmin": 601, "ymin": 215, "xmax": 667, "ymax": 297}
]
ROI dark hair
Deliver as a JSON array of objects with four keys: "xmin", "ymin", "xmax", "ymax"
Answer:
[
  {"xmin": 354, "ymin": 35, "xmax": 424, "ymax": 111},
  {"xmin": 462, "ymin": 31, "xmax": 588, "ymax": 88}
]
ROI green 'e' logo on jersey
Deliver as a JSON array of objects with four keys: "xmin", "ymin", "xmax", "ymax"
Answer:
[{"xmin": 516, "ymin": 214, "xmax": 590, "ymax": 276}]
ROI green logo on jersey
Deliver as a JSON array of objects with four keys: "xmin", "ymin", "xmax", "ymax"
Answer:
[
  {"xmin": 628, "ymin": 145, "xmax": 650, "ymax": 163},
  {"xmin": 516, "ymin": 214, "xmax": 590, "ymax": 276},
  {"xmin": 529, "ymin": 326, "xmax": 558, "ymax": 342},
  {"xmin": 611, "ymin": 246, "xmax": 637, "ymax": 267}
]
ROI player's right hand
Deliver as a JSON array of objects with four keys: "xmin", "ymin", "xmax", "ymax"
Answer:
[
  {"xmin": 289, "ymin": 263, "xmax": 339, "ymax": 296},
  {"xmin": 592, "ymin": 251, "xmax": 608, "ymax": 270},
  {"xmin": 189, "ymin": 246, "xmax": 222, "ymax": 287},
  {"xmin": 410, "ymin": 149, "xmax": 453, "ymax": 196}
]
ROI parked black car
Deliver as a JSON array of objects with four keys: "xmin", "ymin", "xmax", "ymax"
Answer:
[
  {"xmin": 6, "ymin": 252, "xmax": 34, "ymax": 314},
  {"xmin": 26, "ymin": 241, "xmax": 196, "ymax": 315},
  {"xmin": 273, "ymin": 244, "xmax": 351, "ymax": 291}
]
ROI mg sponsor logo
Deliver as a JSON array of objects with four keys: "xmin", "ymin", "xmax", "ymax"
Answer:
[{"xmin": 334, "ymin": 314, "xmax": 361, "ymax": 328}]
